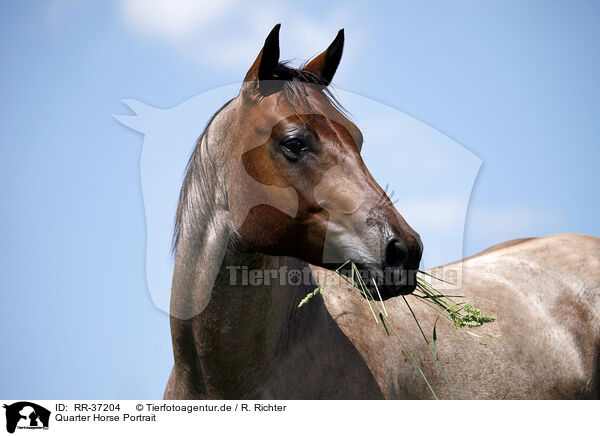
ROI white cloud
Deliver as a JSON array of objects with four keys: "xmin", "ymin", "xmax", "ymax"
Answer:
[
  {"xmin": 116, "ymin": 0, "xmax": 364, "ymax": 72},
  {"xmin": 120, "ymin": 0, "xmax": 238, "ymax": 42}
]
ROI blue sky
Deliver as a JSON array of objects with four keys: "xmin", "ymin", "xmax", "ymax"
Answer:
[{"xmin": 1, "ymin": 1, "xmax": 599, "ymax": 398}]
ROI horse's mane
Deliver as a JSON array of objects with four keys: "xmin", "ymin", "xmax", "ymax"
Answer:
[
  {"xmin": 172, "ymin": 62, "xmax": 346, "ymax": 254},
  {"xmin": 273, "ymin": 62, "xmax": 346, "ymax": 114}
]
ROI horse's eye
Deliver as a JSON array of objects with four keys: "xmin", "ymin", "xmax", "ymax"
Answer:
[{"xmin": 281, "ymin": 138, "xmax": 308, "ymax": 159}]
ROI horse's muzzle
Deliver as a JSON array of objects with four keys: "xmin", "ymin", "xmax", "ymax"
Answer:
[{"xmin": 376, "ymin": 235, "xmax": 423, "ymax": 299}]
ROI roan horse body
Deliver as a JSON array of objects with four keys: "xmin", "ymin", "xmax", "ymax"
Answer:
[{"xmin": 164, "ymin": 26, "xmax": 600, "ymax": 399}]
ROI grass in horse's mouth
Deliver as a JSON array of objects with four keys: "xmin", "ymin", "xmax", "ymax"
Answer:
[
  {"xmin": 413, "ymin": 270, "xmax": 496, "ymax": 329},
  {"xmin": 298, "ymin": 261, "xmax": 496, "ymax": 400}
]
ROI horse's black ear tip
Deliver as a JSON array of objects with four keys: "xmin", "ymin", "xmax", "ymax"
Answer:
[
  {"xmin": 263, "ymin": 24, "xmax": 281, "ymax": 55},
  {"xmin": 331, "ymin": 29, "xmax": 344, "ymax": 52},
  {"xmin": 265, "ymin": 24, "xmax": 281, "ymax": 42}
]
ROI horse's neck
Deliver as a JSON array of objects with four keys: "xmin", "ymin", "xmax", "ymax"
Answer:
[
  {"xmin": 210, "ymin": 254, "xmax": 308, "ymax": 388},
  {"xmin": 171, "ymin": 232, "xmax": 319, "ymax": 398},
  {"xmin": 169, "ymin": 99, "xmax": 324, "ymax": 398}
]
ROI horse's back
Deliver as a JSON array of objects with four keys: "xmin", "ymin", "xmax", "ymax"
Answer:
[
  {"xmin": 449, "ymin": 233, "xmax": 600, "ymax": 321},
  {"xmin": 441, "ymin": 233, "xmax": 600, "ymax": 398},
  {"xmin": 318, "ymin": 233, "xmax": 600, "ymax": 399}
]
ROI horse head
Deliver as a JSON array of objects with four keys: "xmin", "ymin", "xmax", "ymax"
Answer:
[{"xmin": 218, "ymin": 25, "xmax": 422, "ymax": 298}]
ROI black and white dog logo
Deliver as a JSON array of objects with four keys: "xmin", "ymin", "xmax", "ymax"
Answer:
[{"xmin": 3, "ymin": 402, "xmax": 50, "ymax": 433}]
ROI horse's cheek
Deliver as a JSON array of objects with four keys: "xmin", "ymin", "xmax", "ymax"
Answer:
[{"xmin": 237, "ymin": 204, "xmax": 297, "ymax": 255}]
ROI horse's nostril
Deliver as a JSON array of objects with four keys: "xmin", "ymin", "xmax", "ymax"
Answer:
[{"xmin": 385, "ymin": 238, "xmax": 408, "ymax": 268}]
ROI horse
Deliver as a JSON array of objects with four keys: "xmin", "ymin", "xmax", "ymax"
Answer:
[{"xmin": 164, "ymin": 25, "xmax": 600, "ymax": 399}]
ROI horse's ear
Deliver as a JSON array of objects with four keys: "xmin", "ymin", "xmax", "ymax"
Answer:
[
  {"xmin": 303, "ymin": 29, "xmax": 344, "ymax": 86},
  {"xmin": 243, "ymin": 24, "xmax": 281, "ymax": 95}
]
